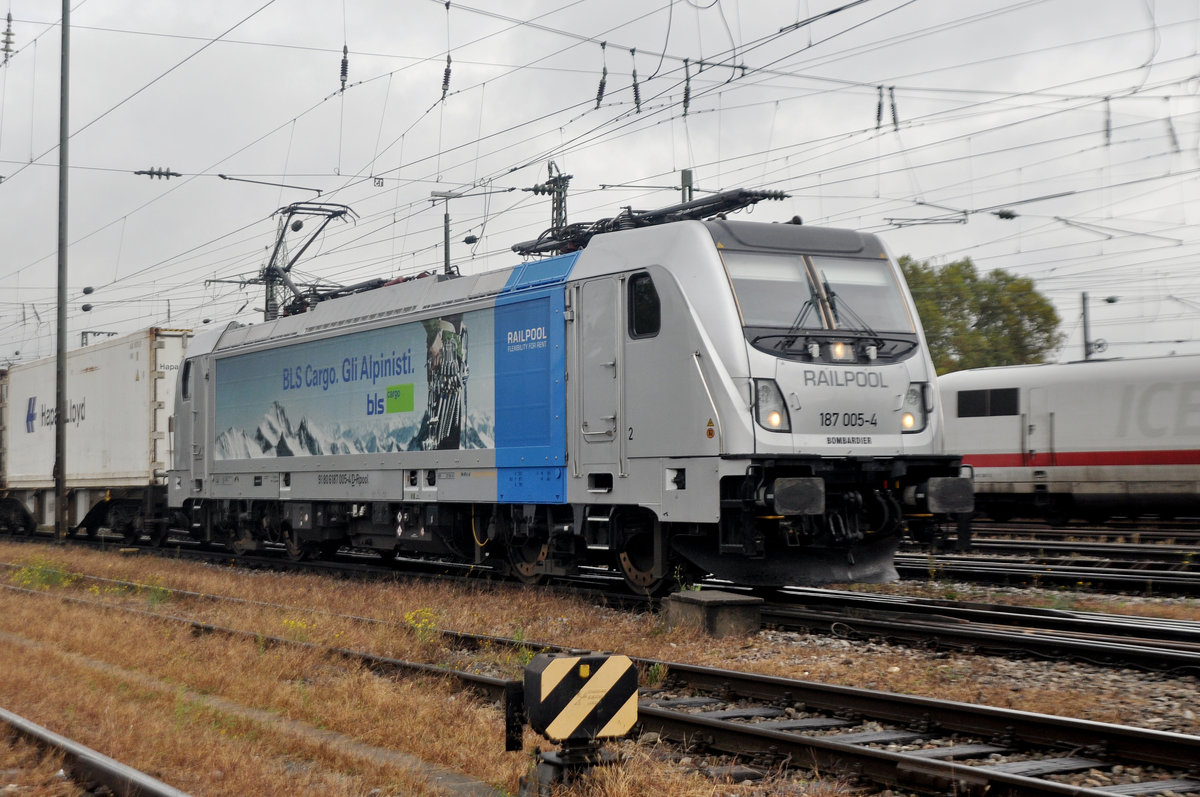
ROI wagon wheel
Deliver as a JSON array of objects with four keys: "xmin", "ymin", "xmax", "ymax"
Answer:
[
  {"xmin": 613, "ymin": 511, "xmax": 671, "ymax": 596},
  {"xmin": 148, "ymin": 521, "xmax": 171, "ymax": 548},
  {"xmin": 507, "ymin": 537, "xmax": 548, "ymax": 585},
  {"xmin": 0, "ymin": 499, "xmax": 32, "ymax": 535},
  {"xmin": 121, "ymin": 506, "xmax": 145, "ymax": 546}
]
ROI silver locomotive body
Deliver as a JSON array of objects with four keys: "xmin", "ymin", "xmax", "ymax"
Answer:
[{"xmin": 168, "ymin": 218, "xmax": 970, "ymax": 589}]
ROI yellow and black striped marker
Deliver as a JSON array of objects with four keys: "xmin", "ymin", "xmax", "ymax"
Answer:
[{"xmin": 524, "ymin": 653, "xmax": 638, "ymax": 742}]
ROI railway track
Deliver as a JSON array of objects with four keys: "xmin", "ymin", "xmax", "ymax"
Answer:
[
  {"xmin": 909, "ymin": 535, "xmax": 1200, "ymax": 567},
  {"xmin": 0, "ymin": 706, "xmax": 188, "ymax": 797},
  {"xmin": 965, "ymin": 521, "xmax": 1200, "ymax": 545},
  {"xmin": 640, "ymin": 664, "xmax": 1200, "ymax": 796},
  {"xmin": 4, "ymin": 560, "xmax": 1199, "ymax": 795},
  {"xmin": 895, "ymin": 553, "xmax": 1200, "ymax": 595},
  {"xmin": 762, "ymin": 587, "xmax": 1200, "ymax": 672},
  {"xmin": 10, "ymin": 530, "xmax": 1200, "ymax": 671},
  {"xmin": 962, "ymin": 539, "xmax": 1199, "ymax": 566}
]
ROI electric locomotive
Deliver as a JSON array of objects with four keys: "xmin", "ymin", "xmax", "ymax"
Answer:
[{"xmin": 165, "ymin": 190, "xmax": 971, "ymax": 590}]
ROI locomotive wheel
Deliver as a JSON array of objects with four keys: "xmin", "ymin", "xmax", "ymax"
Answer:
[
  {"xmin": 507, "ymin": 538, "xmax": 548, "ymax": 585},
  {"xmin": 613, "ymin": 513, "xmax": 670, "ymax": 596},
  {"xmin": 284, "ymin": 527, "xmax": 308, "ymax": 561},
  {"xmin": 229, "ymin": 529, "xmax": 253, "ymax": 556}
]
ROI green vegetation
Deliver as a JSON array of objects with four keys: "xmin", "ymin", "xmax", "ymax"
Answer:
[{"xmin": 900, "ymin": 255, "xmax": 1063, "ymax": 373}]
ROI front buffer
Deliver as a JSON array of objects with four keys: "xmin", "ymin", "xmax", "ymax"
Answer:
[{"xmin": 672, "ymin": 455, "xmax": 972, "ymax": 587}]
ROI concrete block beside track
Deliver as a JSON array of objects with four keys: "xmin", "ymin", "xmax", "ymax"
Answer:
[{"xmin": 665, "ymin": 590, "xmax": 762, "ymax": 637}]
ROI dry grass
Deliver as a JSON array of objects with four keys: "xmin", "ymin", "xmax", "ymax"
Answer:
[
  {"xmin": 0, "ymin": 735, "xmax": 79, "ymax": 796},
  {"xmin": 0, "ymin": 540, "xmax": 1195, "ymax": 795},
  {"xmin": 0, "ymin": 543, "xmax": 861, "ymax": 795}
]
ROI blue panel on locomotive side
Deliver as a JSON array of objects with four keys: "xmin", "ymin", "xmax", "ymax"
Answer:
[{"xmin": 493, "ymin": 253, "xmax": 576, "ymax": 503}]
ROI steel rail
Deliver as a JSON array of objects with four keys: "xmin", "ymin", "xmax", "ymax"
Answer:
[
  {"xmin": 0, "ymin": 706, "xmax": 191, "ymax": 797},
  {"xmin": 641, "ymin": 660, "xmax": 1200, "ymax": 768},
  {"xmin": 639, "ymin": 705, "xmax": 1127, "ymax": 797},
  {"xmin": 896, "ymin": 554, "xmax": 1200, "ymax": 594},
  {"xmin": 774, "ymin": 586, "xmax": 1200, "ymax": 639},
  {"xmin": 761, "ymin": 604, "xmax": 1200, "ymax": 671}
]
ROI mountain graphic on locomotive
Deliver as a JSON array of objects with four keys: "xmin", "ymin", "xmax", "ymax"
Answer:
[{"xmin": 1, "ymin": 190, "xmax": 972, "ymax": 591}]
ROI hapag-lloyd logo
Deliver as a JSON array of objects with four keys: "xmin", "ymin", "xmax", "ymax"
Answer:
[{"xmin": 24, "ymin": 396, "xmax": 87, "ymax": 430}]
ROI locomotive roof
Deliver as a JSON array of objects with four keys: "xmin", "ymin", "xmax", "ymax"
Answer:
[
  {"xmin": 194, "ymin": 216, "xmax": 890, "ymax": 357},
  {"xmin": 703, "ymin": 219, "xmax": 888, "ymax": 259}
]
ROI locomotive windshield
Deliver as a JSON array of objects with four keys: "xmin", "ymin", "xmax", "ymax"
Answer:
[{"xmin": 722, "ymin": 250, "xmax": 914, "ymax": 334}]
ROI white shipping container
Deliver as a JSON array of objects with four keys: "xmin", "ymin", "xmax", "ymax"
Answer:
[{"xmin": 1, "ymin": 328, "xmax": 188, "ymax": 489}]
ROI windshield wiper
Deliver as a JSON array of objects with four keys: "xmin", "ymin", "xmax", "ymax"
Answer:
[
  {"xmin": 772, "ymin": 299, "xmax": 816, "ymax": 350},
  {"xmin": 820, "ymin": 273, "xmax": 883, "ymax": 344}
]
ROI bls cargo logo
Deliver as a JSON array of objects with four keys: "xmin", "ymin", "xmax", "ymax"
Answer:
[{"xmin": 26, "ymin": 397, "xmax": 36, "ymax": 433}]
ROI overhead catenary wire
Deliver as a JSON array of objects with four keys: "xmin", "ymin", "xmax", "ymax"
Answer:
[{"xmin": 3, "ymin": 2, "xmax": 1199, "ymax": 360}]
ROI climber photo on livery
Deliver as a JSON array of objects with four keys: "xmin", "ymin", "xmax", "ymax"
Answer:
[
  {"xmin": 211, "ymin": 308, "xmax": 496, "ymax": 460},
  {"xmin": 412, "ymin": 314, "xmax": 467, "ymax": 451}
]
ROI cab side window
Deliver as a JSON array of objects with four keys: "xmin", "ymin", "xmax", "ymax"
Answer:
[
  {"xmin": 628, "ymin": 273, "xmax": 660, "ymax": 338},
  {"xmin": 181, "ymin": 359, "xmax": 192, "ymax": 400}
]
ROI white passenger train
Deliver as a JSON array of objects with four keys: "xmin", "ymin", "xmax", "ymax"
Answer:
[{"xmin": 940, "ymin": 356, "xmax": 1200, "ymax": 525}]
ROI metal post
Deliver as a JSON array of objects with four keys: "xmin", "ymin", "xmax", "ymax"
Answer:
[
  {"xmin": 55, "ymin": 0, "xmax": 70, "ymax": 541},
  {"xmin": 431, "ymin": 191, "xmax": 463, "ymax": 275},
  {"xmin": 1081, "ymin": 291, "xmax": 1092, "ymax": 360},
  {"xmin": 443, "ymin": 205, "xmax": 451, "ymax": 275}
]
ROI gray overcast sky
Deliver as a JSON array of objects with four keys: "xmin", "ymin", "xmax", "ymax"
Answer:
[{"xmin": 2, "ymin": 0, "xmax": 1198, "ymax": 364}]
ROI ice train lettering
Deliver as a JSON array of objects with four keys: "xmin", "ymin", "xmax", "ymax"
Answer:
[{"xmin": 1, "ymin": 193, "xmax": 972, "ymax": 589}]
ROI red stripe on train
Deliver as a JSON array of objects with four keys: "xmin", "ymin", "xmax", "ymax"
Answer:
[{"xmin": 963, "ymin": 449, "xmax": 1200, "ymax": 468}]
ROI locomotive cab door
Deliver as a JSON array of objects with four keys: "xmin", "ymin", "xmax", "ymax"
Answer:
[{"xmin": 574, "ymin": 278, "xmax": 622, "ymax": 470}]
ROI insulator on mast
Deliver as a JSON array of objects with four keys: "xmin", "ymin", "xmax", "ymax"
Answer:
[
  {"xmin": 889, "ymin": 86, "xmax": 899, "ymax": 131},
  {"xmin": 1104, "ymin": 96, "xmax": 1112, "ymax": 145},
  {"xmin": 683, "ymin": 58, "xmax": 691, "ymax": 116},
  {"xmin": 442, "ymin": 54, "xmax": 452, "ymax": 100},
  {"xmin": 1165, "ymin": 99, "xmax": 1181, "ymax": 153},
  {"xmin": 2, "ymin": 12, "xmax": 14, "ymax": 66},
  {"xmin": 875, "ymin": 85, "xmax": 883, "ymax": 129},
  {"xmin": 595, "ymin": 41, "xmax": 607, "ymax": 109},
  {"xmin": 630, "ymin": 48, "xmax": 641, "ymax": 113},
  {"xmin": 596, "ymin": 66, "xmax": 607, "ymax": 109},
  {"xmin": 340, "ymin": 45, "xmax": 348, "ymax": 92}
]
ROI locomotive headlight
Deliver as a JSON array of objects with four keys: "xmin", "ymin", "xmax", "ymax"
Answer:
[
  {"xmin": 901, "ymin": 383, "xmax": 929, "ymax": 433},
  {"xmin": 754, "ymin": 379, "xmax": 791, "ymax": 432},
  {"xmin": 829, "ymin": 341, "xmax": 856, "ymax": 362}
]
